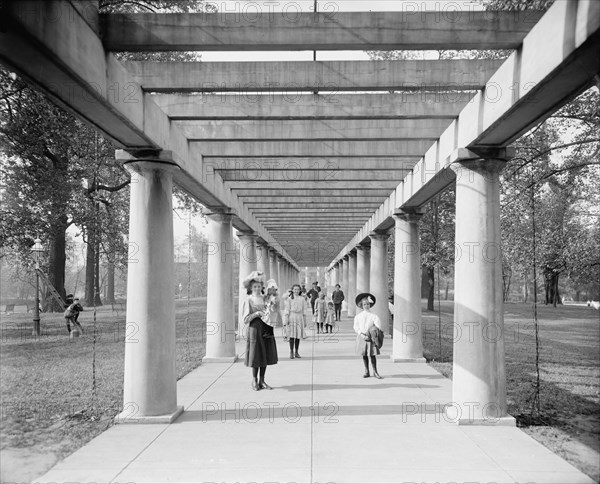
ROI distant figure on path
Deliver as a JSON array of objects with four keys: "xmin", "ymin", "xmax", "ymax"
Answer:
[
  {"xmin": 241, "ymin": 271, "xmax": 278, "ymax": 391},
  {"xmin": 325, "ymin": 301, "xmax": 335, "ymax": 334},
  {"xmin": 307, "ymin": 281, "xmax": 320, "ymax": 314},
  {"xmin": 353, "ymin": 293, "xmax": 384, "ymax": 379},
  {"xmin": 331, "ymin": 284, "xmax": 345, "ymax": 321},
  {"xmin": 314, "ymin": 292, "xmax": 327, "ymax": 333}
]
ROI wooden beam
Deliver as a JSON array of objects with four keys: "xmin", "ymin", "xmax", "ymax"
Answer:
[
  {"xmin": 102, "ymin": 11, "xmax": 543, "ymax": 52},
  {"xmin": 125, "ymin": 60, "xmax": 503, "ymax": 93},
  {"xmin": 154, "ymin": 92, "xmax": 473, "ymax": 120}
]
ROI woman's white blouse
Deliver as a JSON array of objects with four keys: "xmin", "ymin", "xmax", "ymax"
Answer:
[{"xmin": 353, "ymin": 310, "xmax": 382, "ymax": 334}]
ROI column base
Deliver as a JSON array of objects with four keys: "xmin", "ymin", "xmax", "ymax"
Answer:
[
  {"xmin": 444, "ymin": 404, "xmax": 516, "ymax": 426},
  {"xmin": 115, "ymin": 405, "xmax": 184, "ymax": 424},
  {"xmin": 202, "ymin": 355, "xmax": 238, "ymax": 363},
  {"xmin": 392, "ymin": 357, "xmax": 426, "ymax": 363},
  {"xmin": 457, "ymin": 415, "xmax": 516, "ymax": 426}
]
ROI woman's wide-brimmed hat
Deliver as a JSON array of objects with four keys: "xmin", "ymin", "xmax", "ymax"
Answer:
[
  {"xmin": 242, "ymin": 270, "xmax": 265, "ymax": 290},
  {"xmin": 266, "ymin": 279, "xmax": 278, "ymax": 290},
  {"xmin": 355, "ymin": 292, "xmax": 376, "ymax": 307}
]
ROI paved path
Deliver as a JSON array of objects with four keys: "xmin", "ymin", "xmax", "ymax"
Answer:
[{"xmin": 35, "ymin": 317, "xmax": 594, "ymax": 484}]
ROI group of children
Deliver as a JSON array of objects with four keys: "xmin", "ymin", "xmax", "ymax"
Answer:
[{"xmin": 312, "ymin": 293, "xmax": 335, "ymax": 334}]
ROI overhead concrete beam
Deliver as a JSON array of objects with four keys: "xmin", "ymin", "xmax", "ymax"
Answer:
[
  {"xmin": 153, "ymin": 93, "xmax": 474, "ymax": 120},
  {"xmin": 194, "ymin": 140, "xmax": 435, "ymax": 157},
  {"xmin": 125, "ymin": 60, "xmax": 504, "ymax": 93},
  {"xmin": 102, "ymin": 11, "xmax": 543, "ymax": 52},
  {"xmin": 245, "ymin": 201, "xmax": 383, "ymax": 207},
  {"xmin": 228, "ymin": 181, "xmax": 400, "ymax": 190},
  {"xmin": 176, "ymin": 119, "xmax": 452, "ymax": 141},
  {"xmin": 218, "ymin": 170, "xmax": 409, "ymax": 182},
  {"xmin": 251, "ymin": 206, "xmax": 379, "ymax": 211},
  {"xmin": 234, "ymin": 190, "xmax": 391, "ymax": 197},
  {"xmin": 205, "ymin": 158, "xmax": 421, "ymax": 171}
]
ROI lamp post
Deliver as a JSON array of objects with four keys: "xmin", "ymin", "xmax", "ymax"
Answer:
[{"xmin": 31, "ymin": 238, "xmax": 44, "ymax": 336}]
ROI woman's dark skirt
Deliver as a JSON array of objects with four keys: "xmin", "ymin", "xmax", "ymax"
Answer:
[{"xmin": 245, "ymin": 318, "xmax": 278, "ymax": 368}]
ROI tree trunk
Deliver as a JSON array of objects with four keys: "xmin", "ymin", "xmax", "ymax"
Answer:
[
  {"xmin": 46, "ymin": 215, "xmax": 68, "ymax": 311},
  {"xmin": 85, "ymin": 226, "xmax": 95, "ymax": 306},
  {"xmin": 427, "ymin": 266, "xmax": 435, "ymax": 311},
  {"xmin": 544, "ymin": 270, "xmax": 562, "ymax": 307},
  {"xmin": 85, "ymin": 203, "xmax": 103, "ymax": 306},
  {"xmin": 106, "ymin": 261, "xmax": 115, "ymax": 304},
  {"xmin": 94, "ymin": 228, "xmax": 102, "ymax": 306},
  {"xmin": 445, "ymin": 281, "xmax": 449, "ymax": 300}
]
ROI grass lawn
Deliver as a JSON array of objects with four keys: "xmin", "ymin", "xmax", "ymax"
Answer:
[
  {"xmin": 0, "ymin": 298, "xmax": 206, "ymax": 483},
  {"xmin": 422, "ymin": 300, "xmax": 600, "ymax": 482}
]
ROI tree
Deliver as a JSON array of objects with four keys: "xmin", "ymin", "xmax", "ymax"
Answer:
[{"xmin": 0, "ymin": 68, "xmax": 132, "ymax": 309}]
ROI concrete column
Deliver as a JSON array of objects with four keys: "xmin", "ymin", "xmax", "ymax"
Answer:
[
  {"xmin": 118, "ymin": 159, "xmax": 182, "ymax": 423},
  {"xmin": 392, "ymin": 212, "xmax": 425, "ymax": 362},
  {"xmin": 276, "ymin": 255, "xmax": 283, "ymax": 287},
  {"xmin": 204, "ymin": 212, "xmax": 237, "ymax": 363},
  {"xmin": 268, "ymin": 249, "xmax": 278, "ymax": 283},
  {"xmin": 304, "ymin": 267, "xmax": 309, "ymax": 287},
  {"xmin": 283, "ymin": 262, "xmax": 289, "ymax": 291},
  {"xmin": 348, "ymin": 251, "xmax": 358, "ymax": 318},
  {"xmin": 256, "ymin": 242, "xmax": 269, "ymax": 281},
  {"xmin": 331, "ymin": 264, "xmax": 338, "ymax": 286},
  {"xmin": 369, "ymin": 232, "xmax": 390, "ymax": 335},
  {"xmin": 449, "ymin": 157, "xmax": 513, "ymax": 425},
  {"xmin": 236, "ymin": 231, "xmax": 257, "ymax": 341},
  {"xmin": 356, "ymin": 245, "xmax": 370, "ymax": 294},
  {"xmin": 341, "ymin": 256, "xmax": 349, "ymax": 314}
]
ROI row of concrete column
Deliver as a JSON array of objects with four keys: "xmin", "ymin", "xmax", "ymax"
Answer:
[
  {"xmin": 118, "ymin": 159, "xmax": 299, "ymax": 423},
  {"xmin": 326, "ymin": 157, "xmax": 512, "ymax": 425}
]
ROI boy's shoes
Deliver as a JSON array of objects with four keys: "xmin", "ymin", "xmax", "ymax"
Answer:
[
  {"xmin": 295, "ymin": 352, "xmax": 301, "ymax": 358},
  {"xmin": 363, "ymin": 371, "xmax": 370, "ymax": 378},
  {"xmin": 290, "ymin": 351, "xmax": 294, "ymax": 359}
]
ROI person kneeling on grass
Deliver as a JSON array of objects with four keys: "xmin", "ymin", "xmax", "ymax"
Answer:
[
  {"xmin": 353, "ymin": 293, "xmax": 384, "ymax": 379},
  {"xmin": 64, "ymin": 298, "xmax": 84, "ymax": 335}
]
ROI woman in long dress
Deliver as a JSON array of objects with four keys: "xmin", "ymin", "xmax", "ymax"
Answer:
[
  {"xmin": 353, "ymin": 292, "xmax": 383, "ymax": 379},
  {"xmin": 283, "ymin": 283, "xmax": 307, "ymax": 359},
  {"xmin": 241, "ymin": 271, "xmax": 278, "ymax": 390}
]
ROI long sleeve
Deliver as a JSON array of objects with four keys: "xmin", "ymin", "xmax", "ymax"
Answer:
[{"xmin": 241, "ymin": 298, "xmax": 253, "ymax": 326}]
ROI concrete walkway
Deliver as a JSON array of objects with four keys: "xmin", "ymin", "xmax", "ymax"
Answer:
[{"xmin": 35, "ymin": 317, "xmax": 594, "ymax": 484}]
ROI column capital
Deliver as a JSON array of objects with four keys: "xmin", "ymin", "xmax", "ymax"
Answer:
[
  {"xmin": 355, "ymin": 244, "xmax": 370, "ymax": 252},
  {"xmin": 369, "ymin": 230, "xmax": 390, "ymax": 241},
  {"xmin": 117, "ymin": 149, "xmax": 180, "ymax": 173},
  {"xmin": 236, "ymin": 231, "xmax": 258, "ymax": 240},
  {"xmin": 342, "ymin": 254, "xmax": 350, "ymax": 261},
  {"xmin": 393, "ymin": 209, "xmax": 425, "ymax": 223},
  {"xmin": 116, "ymin": 148, "xmax": 177, "ymax": 164},
  {"xmin": 205, "ymin": 209, "xmax": 234, "ymax": 223},
  {"xmin": 451, "ymin": 146, "xmax": 515, "ymax": 161},
  {"xmin": 448, "ymin": 147, "xmax": 512, "ymax": 176}
]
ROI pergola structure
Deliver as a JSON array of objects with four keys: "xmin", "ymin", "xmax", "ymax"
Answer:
[{"xmin": 1, "ymin": 0, "xmax": 598, "ymax": 424}]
